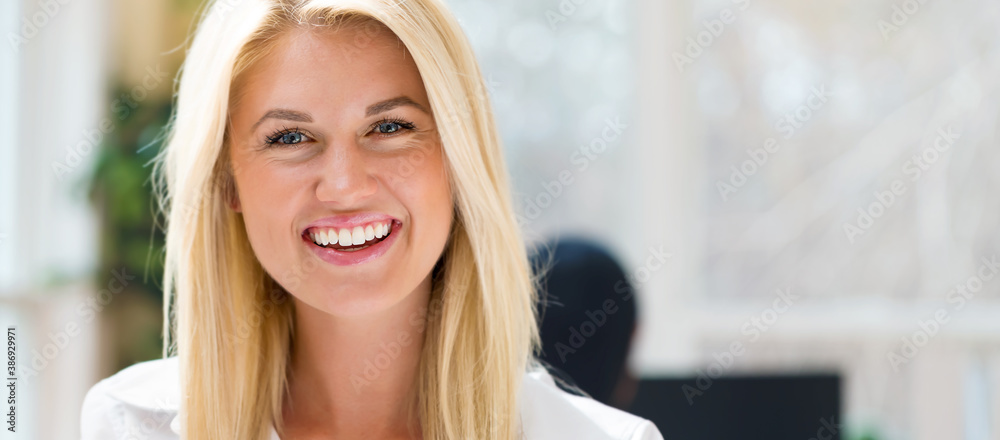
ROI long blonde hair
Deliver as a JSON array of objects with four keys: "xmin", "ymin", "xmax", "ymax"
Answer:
[{"xmin": 154, "ymin": 0, "xmax": 540, "ymax": 438}]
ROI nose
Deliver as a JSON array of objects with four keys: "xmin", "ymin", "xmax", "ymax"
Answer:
[{"xmin": 314, "ymin": 141, "xmax": 378, "ymax": 206}]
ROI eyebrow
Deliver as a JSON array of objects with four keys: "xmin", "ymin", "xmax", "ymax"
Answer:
[
  {"xmin": 250, "ymin": 96, "xmax": 428, "ymax": 133},
  {"xmin": 250, "ymin": 109, "xmax": 313, "ymax": 132},
  {"xmin": 365, "ymin": 95, "xmax": 428, "ymax": 117}
]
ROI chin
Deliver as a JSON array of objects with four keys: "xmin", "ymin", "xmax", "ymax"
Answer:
[{"xmin": 299, "ymin": 279, "xmax": 411, "ymax": 318}]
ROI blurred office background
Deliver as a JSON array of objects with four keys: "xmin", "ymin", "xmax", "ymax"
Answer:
[{"xmin": 2, "ymin": 0, "xmax": 999, "ymax": 438}]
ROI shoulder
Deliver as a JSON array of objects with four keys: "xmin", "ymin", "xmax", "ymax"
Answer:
[
  {"xmin": 519, "ymin": 365, "xmax": 663, "ymax": 440},
  {"xmin": 80, "ymin": 357, "xmax": 182, "ymax": 439},
  {"xmin": 80, "ymin": 357, "xmax": 663, "ymax": 440}
]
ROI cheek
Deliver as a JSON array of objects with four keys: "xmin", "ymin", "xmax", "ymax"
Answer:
[
  {"xmin": 234, "ymin": 162, "xmax": 307, "ymax": 256},
  {"xmin": 381, "ymin": 146, "xmax": 452, "ymax": 237},
  {"xmin": 415, "ymin": 155, "xmax": 453, "ymax": 257},
  {"xmin": 381, "ymin": 146, "xmax": 437, "ymax": 186},
  {"xmin": 398, "ymin": 147, "xmax": 450, "ymax": 206}
]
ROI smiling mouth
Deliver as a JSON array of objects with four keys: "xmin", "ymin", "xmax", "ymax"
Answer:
[{"xmin": 304, "ymin": 220, "xmax": 397, "ymax": 252}]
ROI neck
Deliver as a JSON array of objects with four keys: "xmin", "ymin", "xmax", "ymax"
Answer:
[{"xmin": 282, "ymin": 276, "xmax": 431, "ymax": 439}]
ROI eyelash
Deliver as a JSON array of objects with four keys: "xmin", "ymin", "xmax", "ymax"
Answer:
[
  {"xmin": 262, "ymin": 117, "xmax": 417, "ymax": 148},
  {"xmin": 374, "ymin": 117, "xmax": 416, "ymax": 133},
  {"xmin": 264, "ymin": 126, "xmax": 308, "ymax": 147}
]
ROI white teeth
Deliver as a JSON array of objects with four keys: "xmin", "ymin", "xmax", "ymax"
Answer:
[{"xmin": 309, "ymin": 221, "xmax": 395, "ymax": 248}]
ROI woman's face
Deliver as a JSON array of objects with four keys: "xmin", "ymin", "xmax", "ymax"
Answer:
[{"xmin": 227, "ymin": 25, "xmax": 453, "ymax": 317}]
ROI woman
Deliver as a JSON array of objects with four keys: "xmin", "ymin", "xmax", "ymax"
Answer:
[{"xmin": 80, "ymin": 0, "xmax": 663, "ymax": 439}]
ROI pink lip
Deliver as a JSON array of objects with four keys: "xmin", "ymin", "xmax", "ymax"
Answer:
[
  {"xmin": 303, "ymin": 213, "xmax": 398, "ymax": 232},
  {"xmin": 302, "ymin": 216, "xmax": 403, "ymax": 266}
]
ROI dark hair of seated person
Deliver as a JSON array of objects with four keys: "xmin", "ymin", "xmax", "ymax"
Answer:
[{"xmin": 530, "ymin": 238, "xmax": 638, "ymax": 408}]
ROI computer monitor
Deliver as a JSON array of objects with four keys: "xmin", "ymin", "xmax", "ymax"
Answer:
[{"xmin": 628, "ymin": 373, "xmax": 842, "ymax": 440}]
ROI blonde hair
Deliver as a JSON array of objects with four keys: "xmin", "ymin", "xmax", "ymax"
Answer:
[{"xmin": 154, "ymin": 0, "xmax": 540, "ymax": 438}]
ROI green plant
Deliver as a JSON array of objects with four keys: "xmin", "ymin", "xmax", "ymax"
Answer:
[{"xmin": 87, "ymin": 87, "xmax": 172, "ymax": 369}]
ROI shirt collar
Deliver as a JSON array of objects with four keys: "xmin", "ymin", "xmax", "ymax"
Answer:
[{"xmin": 104, "ymin": 357, "xmax": 557, "ymax": 439}]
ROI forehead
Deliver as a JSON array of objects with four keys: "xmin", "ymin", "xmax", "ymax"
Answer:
[{"xmin": 231, "ymin": 23, "xmax": 428, "ymax": 114}]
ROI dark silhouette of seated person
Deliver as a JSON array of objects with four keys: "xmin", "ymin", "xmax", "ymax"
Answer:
[{"xmin": 531, "ymin": 239, "xmax": 639, "ymax": 410}]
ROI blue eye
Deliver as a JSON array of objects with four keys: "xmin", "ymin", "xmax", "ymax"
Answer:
[
  {"xmin": 265, "ymin": 128, "xmax": 309, "ymax": 147},
  {"xmin": 376, "ymin": 122, "xmax": 401, "ymax": 134},
  {"xmin": 280, "ymin": 131, "xmax": 303, "ymax": 144},
  {"xmin": 370, "ymin": 118, "xmax": 415, "ymax": 136}
]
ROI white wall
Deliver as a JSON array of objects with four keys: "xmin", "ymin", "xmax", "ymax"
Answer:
[
  {"xmin": 450, "ymin": 0, "xmax": 1000, "ymax": 438},
  {"xmin": 1, "ymin": 0, "xmax": 110, "ymax": 437}
]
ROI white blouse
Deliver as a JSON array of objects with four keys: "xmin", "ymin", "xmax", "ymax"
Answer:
[{"xmin": 80, "ymin": 357, "xmax": 664, "ymax": 439}]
